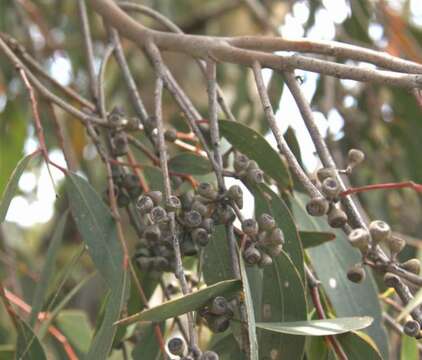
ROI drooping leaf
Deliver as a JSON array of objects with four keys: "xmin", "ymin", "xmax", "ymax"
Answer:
[
  {"xmin": 239, "ymin": 252, "xmax": 259, "ymax": 360},
  {"xmin": 299, "ymin": 230, "xmax": 336, "ymax": 249},
  {"xmin": 267, "ymin": 71, "xmax": 284, "ymax": 114},
  {"xmin": 168, "ymin": 153, "xmax": 212, "ymax": 175},
  {"xmin": 15, "ymin": 316, "xmax": 47, "ymax": 360},
  {"xmin": 401, "ymin": 333, "xmax": 418, "ymax": 360},
  {"xmin": 337, "ymin": 331, "xmax": 382, "ymax": 360},
  {"xmin": 257, "ymin": 316, "xmax": 373, "ymax": 336},
  {"xmin": 116, "ymin": 279, "xmax": 241, "ymax": 325},
  {"xmin": 0, "ymin": 151, "xmax": 39, "ymax": 223},
  {"xmin": 29, "ymin": 211, "xmax": 68, "ymax": 326},
  {"xmin": 219, "ymin": 120, "xmax": 292, "ymax": 189},
  {"xmin": 291, "ymin": 192, "xmax": 389, "ymax": 359},
  {"xmin": 132, "ymin": 323, "xmax": 165, "ymax": 360}
]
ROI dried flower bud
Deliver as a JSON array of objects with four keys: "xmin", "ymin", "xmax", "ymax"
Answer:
[
  {"xmin": 266, "ymin": 244, "xmax": 283, "ymax": 257},
  {"xmin": 347, "ymin": 264, "xmax": 366, "ymax": 283},
  {"xmin": 164, "ymin": 128, "xmax": 177, "ymax": 142},
  {"xmin": 199, "ymin": 351, "xmax": 219, "ymax": 360},
  {"xmin": 383, "ymin": 273, "xmax": 400, "ymax": 288},
  {"xmin": 259, "ymin": 252, "xmax": 273, "ymax": 267},
  {"xmin": 192, "ymin": 228, "xmax": 210, "ymax": 247},
  {"xmin": 247, "ymin": 160, "xmax": 259, "ymax": 170},
  {"xmin": 401, "ymin": 259, "xmax": 421, "ymax": 275},
  {"xmin": 108, "ymin": 106, "xmax": 126, "ymax": 126},
  {"xmin": 404, "ymin": 320, "xmax": 420, "ymax": 338},
  {"xmin": 233, "ymin": 153, "xmax": 249, "ymax": 173},
  {"xmin": 369, "ymin": 220, "xmax": 391, "ymax": 245},
  {"xmin": 269, "ymin": 228, "xmax": 285, "ymax": 246},
  {"xmin": 347, "ymin": 149, "xmax": 365, "ymax": 167},
  {"xmin": 166, "ymin": 195, "xmax": 181, "ymax": 211},
  {"xmin": 243, "ymin": 246, "xmax": 261, "ymax": 265},
  {"xmin": 136, "ymin": 195, "xmax": 154, "ymax": 214},
  {"xmin": 167, "ymin": 337, "xmax": 185, "ymax": 356},
  {"xmin": 327, "ymin": 205, "xmax": 348, "ymax": 228},
  {"xmin": 185, "ymin": 210, "xmax": 203, "ymax": 228},
  {"xmin": 111, "ymin": 131, "xmax": 129, "ymax": 157},
  {"xmin": 258, "ymin": 213, "xmax": 276, "ymax": 231},
  {"xmin": 209, "ymin": 296, "xmax": 229, "ymax": 316},
  {"xmin": 198, "ymin": 182, "xmax": 218, "ymax": 200},
  {"xmin": 147, "ymin": 191, "xmax": 163, "ymax": 205},
  {"xmin": 242, "ymin": 219, "xmax": 259, "ymax": 237},
  {"xmin": 144, "ymin": 224, "xmax": 161, "ymax": 242},
  {"xmin": 317, "ymin": 167, "xmax": 336, "ymax": 182},
  {"xmin": 388, "ymin": 236, "xmax": 406, "ymax": 259},
  {"xmin": 207, "ymin": 315, "xmax": 231, "ymax": 333},
  {"xmin": 321, "ymin": 177, "xmax": 340, "ymax": 200},
  {"xmin": 226, "ymin": 185, "xmax": 243, "ymax": 209},
  {"xmin": 201, "ymin": 218, "xmax": 215, "ymax": 233},
  {"xmin": 348, "ymin": 228, "xmax": 370, "ymax": 252},
  {"xmin": 180, "ymin": 192, "xmax": 194, "ymax": 210},
  {"xmin": 150, "ymin": 206, "xmax": 167, "ymax": 223},
  {"xmin": 306, "ymin": 196, "xmax": 329, "ymax": 217},
  {"xmin": 247, "ymin": 168, "xmax": 264, "ymax": 184}
]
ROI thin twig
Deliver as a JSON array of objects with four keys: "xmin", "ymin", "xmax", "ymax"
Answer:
[{"xmin": 340, "ymin": 181, "xmax": 422, "ymax": 197}]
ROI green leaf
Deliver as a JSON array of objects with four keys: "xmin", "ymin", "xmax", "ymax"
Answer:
[
  {"xmin": 299, "ymin": 230, "xmax": 336, "ymax": 249},
  {"xmin": 117, "ymin": 279, "xmax": 241, "ymax": 325},
  {"xmin": 132, "ymin": 323, "xmax": 164, "ymax": 360},
  {"xmin": 259, "ymin": 251, "xmax": 307, "ymax": 360},
  {"xmin": 0, "ymin": 345, "xmax": 14, "ymax": 359},
  {"xmin": 239, "ymin": 252, "xmax": 259, "ymax": 360},
  {"xmin": 15, "ymin": 316, "xmax": 47, "ymax": 360},
  {"xmin": 210, "ymin": 333, "xmax": 246, "ymax": 360},
  {"xmin": 337, "ymin": 331, "xmax": 382, "ymax": 360},
  {"xmin": 168, "ymin": 153, "xmax": 212, "ymax": 175},
  {"xmin": 401, "ymin": 333, "xmax": 418, "ymax": 360},
  {"xmin": 0, "ymin": 151, "xmax": 39, "ymax": 223},
  {"xmin": 257, "ymin": 316, "xmax": 373, "ymax": 336},
  {"xmin": 29, "ymin": 211, "xmax": 67, "ymax": 326},
  {"xmin": 267, "ymin": 71, "xmax": 284, "ymax": 113},
  {"xmin": 55, "ymin": 310, "xmax": 93, "ymax": 355},
  {"xmin": 291, "ymin": 192, "xmax": 389, "ymax": 359},
  {"xmin": 66, "ymin": 173, "xmax": 123, "ymax": 288},
  {"xmin": 219, "ymin": 120, "xmax": 292, "ymax": 189},
  {"xmin": 143, "ymin": 166, "xmax": 164, "ymax": 192}
]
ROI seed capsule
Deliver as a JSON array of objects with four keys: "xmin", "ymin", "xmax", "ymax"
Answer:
[
  {"xmin": 111, "ymin": 131, "xmax": 129, "ymax": 157},
  {"xmin": 321, "ymin": 177, "xmax": 340, "ymax": 200},
  {"xmin": 404, "ymin": 320, "xmax": 420, "ymax": 338},
  {"xmin": 369, "ymin": 220, "xmax": 391, "ymax": 245},
  {"xmin": 388, "ymin": 236, "xmax": 406, "ymax": 259},
  {"xmin": 185, "ymin": 210, "xmax": 203, "ymax": 228},
  {"xmin": 258, "ymin": 213, "xmax": 276, "ymax": 231},
  {"xmin": 383, "ymin": 272, "xmax": 400, "ymax": 288},
  {"xmin": 108, "ymin": 106, "xmax": 126, "ymax": 126},
  {"xmin": 207, "ymin": 315, "xmax": 231, "ymax": 333},
  {"xmin": 243, "ymin": 246, "xmax": 261, "ymax": 265},
  {"xmin": 136, "ymin": 195, "xmax": 154, "ymax": 214},
  {"xmin": 347, "ymin": 264, "xmax": 366, "ymax": 283},
  {"xmin": 269, "ymin": 228, "xmax": 285, "ymax": 246},
  {"xmin": 180, "ymin": 237, "xmax": 198, "ymax": 256},
  {"xmin": 209, "ymin": 296, "xmax": 229, "ymax": 316},
  {"xmin": 166, "ymin": 195, "xmax": 181, "ymax": 211},
  {"xmin": 199, "ymin": 351, "xmax": 219, "ymax": 360},
  {"xmin": 122, "ymin": 174, "xmax": 139, "ymax": 190},
  {"xmin": 401, "ymin": 259, "xmax": 421, "ymax": 275},
  {"xmin": 317, "ymin": 167, "xmax": 336, "ymax": 182},
  {"xmin": 306, "ymin": 196, "xmax": 329, "ymax": 217},
  {"xmin": 242, "ymin": 219, "xmax": 259, "ymax": 237},
  {"xmin": 144, "ymin": 224, "xmax": 161, "ymax": 242},
  {"xmin": 192, "ymin": 228, "xmax": 210, "ymax": 247},
  {"xmin": 153, "ymin": 256, "xmax": 169, "ymax": 271},
  {"xmin": 167, "ymin": 337, "xmax": 185, "ymax": 356},
  {"xmin": 164, "ymin": 128, "xmax": 177, "ymax": 142},
  {"xmin": 327, "ymin": 205, "xmax": 348, "ymax": 228},
  {"xmin": 266, "ymin": 244, "xmax": 283, "ymax": 257},
  {"xmin": 191, "ymin": 200, "xmax": 209, "ymax": 217},
  {"xmin": 233, "ymin": 153, "xmax": 249, "ymax": 173},
  {"xmin": 217, "ymin": 206, "xmax": 236, "ymax": 225},
  {"xmin": 348, "ymin": 228, "xmax": 370, "ymax": 252},
  {"xmin": 201, "ymin": 218, "xmax": 215, "ymax": 233},
  {"xmin": 347, "ymin": 149, "xmax": 365, "ymax": 167},
  {"xmin": 180, "ymin": 192, "xmax": 194, "ymax": 210},
  {"xmin": 226, "ymin": 185, "xmax": 243, "ymax": 209},
  {"xmin": 151, "ymin": 206, "xmax": 168, "ymax": 223},
  {"xmin": 247, "ymin": 168, "xmax": 264, "ymax": 184},
  {"xmin": 258, "ymin": 252, "xmax": 273, "ymax": 267},
  {"xmin": 198, "ymin": 182, "xmax": 218, "ymax": 200},
  {"xmin": 147, "ymin": 191, "xmax": 163, "ymax": 205}
]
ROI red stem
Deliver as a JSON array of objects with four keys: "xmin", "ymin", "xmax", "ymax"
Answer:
[{"xmin": 340, "ymin": 181, "xmax": 422, "ymax": 197}]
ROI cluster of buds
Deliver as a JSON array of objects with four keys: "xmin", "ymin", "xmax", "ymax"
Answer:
[
  {"xmin": 108, "ymin": 107, "xmax": 130, "ymax": 157},
  {"xmin": 106, "ymin": 166, "xmax": 142, "ymax": 208},
  {"xmin": 242, "ymin": 213, "xmax": 285, "ymax": 267},
  {"xmin": 306, "ymin": 149, "xmax": 365, "ymax": 228},
  {"xmin": 233, "ymin": 152, "xmax": 265, "ymax": 185},
  {"xmin": 199, "ymin": 296, "xmax": 235, "ymax": 334},
  {"xmin": 167, "ymin": 336, "xmax": 219, "ymax": 359}
]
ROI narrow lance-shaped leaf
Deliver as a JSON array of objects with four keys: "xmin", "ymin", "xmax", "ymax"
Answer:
[
  {"xmin": 256, "ymin": 316, "xmax": 373, "ymax": 336},
  {"xmin": 168, "ymin": 153, "xmax": 212, "ymax": 175},
  {"xmin": 16, "ymin": 315, "xmax": 47, "ymax": 360},
  {"xmin": 299, "ymin": 230, "xmax": 336, "ymax": 249},
  {"xmin": 116, "ymin": 279, "xmax": 241, "ymax": 326},
  {"xmin": 0, "ymin": 151, "xmax": 39, "ymax": 223}
]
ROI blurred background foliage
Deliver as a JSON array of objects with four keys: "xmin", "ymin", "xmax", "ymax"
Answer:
[{"xmin": 1, "ymin": 0, "xmax": 422, "ymax": 359}]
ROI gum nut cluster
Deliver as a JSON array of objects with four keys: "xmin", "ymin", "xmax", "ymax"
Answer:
[
  {"xmin": 105, "ymin": 164, "xmax": 143, "ymax": 208},
  {"xmin": 108, "ymin": 106, "xmax": 130, "ymax": 157},
  {"xmin": 199, "ymin": 296, "xmax": 235, "ymax": 334},
  {"xmin": 242, "ymin": 213, "xmax": 285, "ymax": 267},
  {"xmin": 233, "ymin": 152, "xmax": 265, "ymax": 185}
]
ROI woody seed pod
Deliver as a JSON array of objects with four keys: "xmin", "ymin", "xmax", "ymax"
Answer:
[
  {"xmin": 164, "ymin": 128, "xmax": 177, "ymax": 142},
  {"xmin": 317, "ymin": 167, "xmax": 336, "ymax": 182},
  {"xmin": 209, "ymin": 296, "xmax": 229, "ymax": 316},
  {"xmin": 269, "ymin": 228, "xmax": 285, "ymax": 246},
  {"xmin": 369, "ymin": 220, "xmax": 391, "ymax": 245},
  {"xmin": 347, "ymin": 149, "xmax": 365, "ymax": 167},
  {"xmin": 167, "ymin": 337, "xmax": 185, "ymax": 356},
  {"xmin": 108, "ymin": 106, "xmax": 126, "ymax": 126},
  {"xmin": 401, "ymin": 259, "xmax": 421, "ymax": 275},
  {"xmin": 144, "ymin": 224, "xmax": 161, "ymax": 242},
  {"xmin": 191, "ymin": 200, "xmax": 209, "ymax": 217},
  {"xmin": 242, "ymin": 219, "xmax": 259, "ymax": 237},
  {"xmin": 327, "ymin": 205, "xmax": 348, "ymax": 228},
  {"xmin": 321, "ymin": 177, "xmax": 340, "ymax": 200},
  {"xmin": 122, "ymin": 174, "xmax": 139, "ymax": 190},
  {"xmin": 247, "ymin": 168, "xmax": 264, "ymax": 184},
  {"xmin": 243, "ymin": 246, "xmax": 261, "ymax": 265},
  {"xmin": 258, "ymin": 213, "xmax": 276, "ymax": 231},
  {"xmin": 185, "ymin": 210, "xmax": 203, "ymax": 228},
  {"xmin": 348, "ymin": 228, "xmax": 370, "ymax": 252},
  {"xmin": 207, "ymin": 315, "xmax": 231, "ymax": 333},
  {"xmin": 111, "ymin": 131, "xmax": 129, "ymax": 157},
  {"xmin": 217, "ymin": 206, "xmax": 236, "ymax": 225},
  {"xmin": 147, "ymin": 191, "xmax": 163, "ymax": 205},
  {"xmin": 226, "ymin": 185, "xmax": 243, "ymax": 209},
  {"xmin": 153, "ymin": 256, "xmax": 169, "ymax": 271},
  {"xmin": 199, "ymin": 351, "xmax": 219, "ymax": 360},
  {"xmin": 259, "ymin": 252, "xmax": 273, "ymax": 267},
  {"xmin": 166, "ymin": 195, "xmax": 181, "ymax": 211},
  {"xmin": 383, "ymin": 272, "xmax": 400, "ymax": 288},
  {"xmin": 233, "ymin": 153, "xmax": 249, "ymax": 173},
  {"xmin": 198, "ymin": 182, "xmax": 218, "ymax": 200},
  {"xmin": 201, "ymin": 218, "xmax": 215, "ymax": 234},
  {"xmin": 136, "ymin": 195, "xmax": 154, "ymax": 214},
  {"xmin": 306, "ymin": 196, "xmax": 330, "ymax": 217},
  {"xmin": 347, "ymin": 264, "xmax": 366, "ymax": 283},
  {"xmin": 404, "ymin": 320, "xmax": 421, "ymax": 338},
  {"xmin": 192, "ymin": 228, "xmax": 210, "ymax": 247},
  {"xmin": 266, "ymin": 244, "xmax": 283, "ymax": 257},
  {"xmin": 150, "ymin": 206, "xmax": 167, "ymax": 223},
  {"xmin": 388, "ymin": 236, "xmax": 406, "ymax": 259}
]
